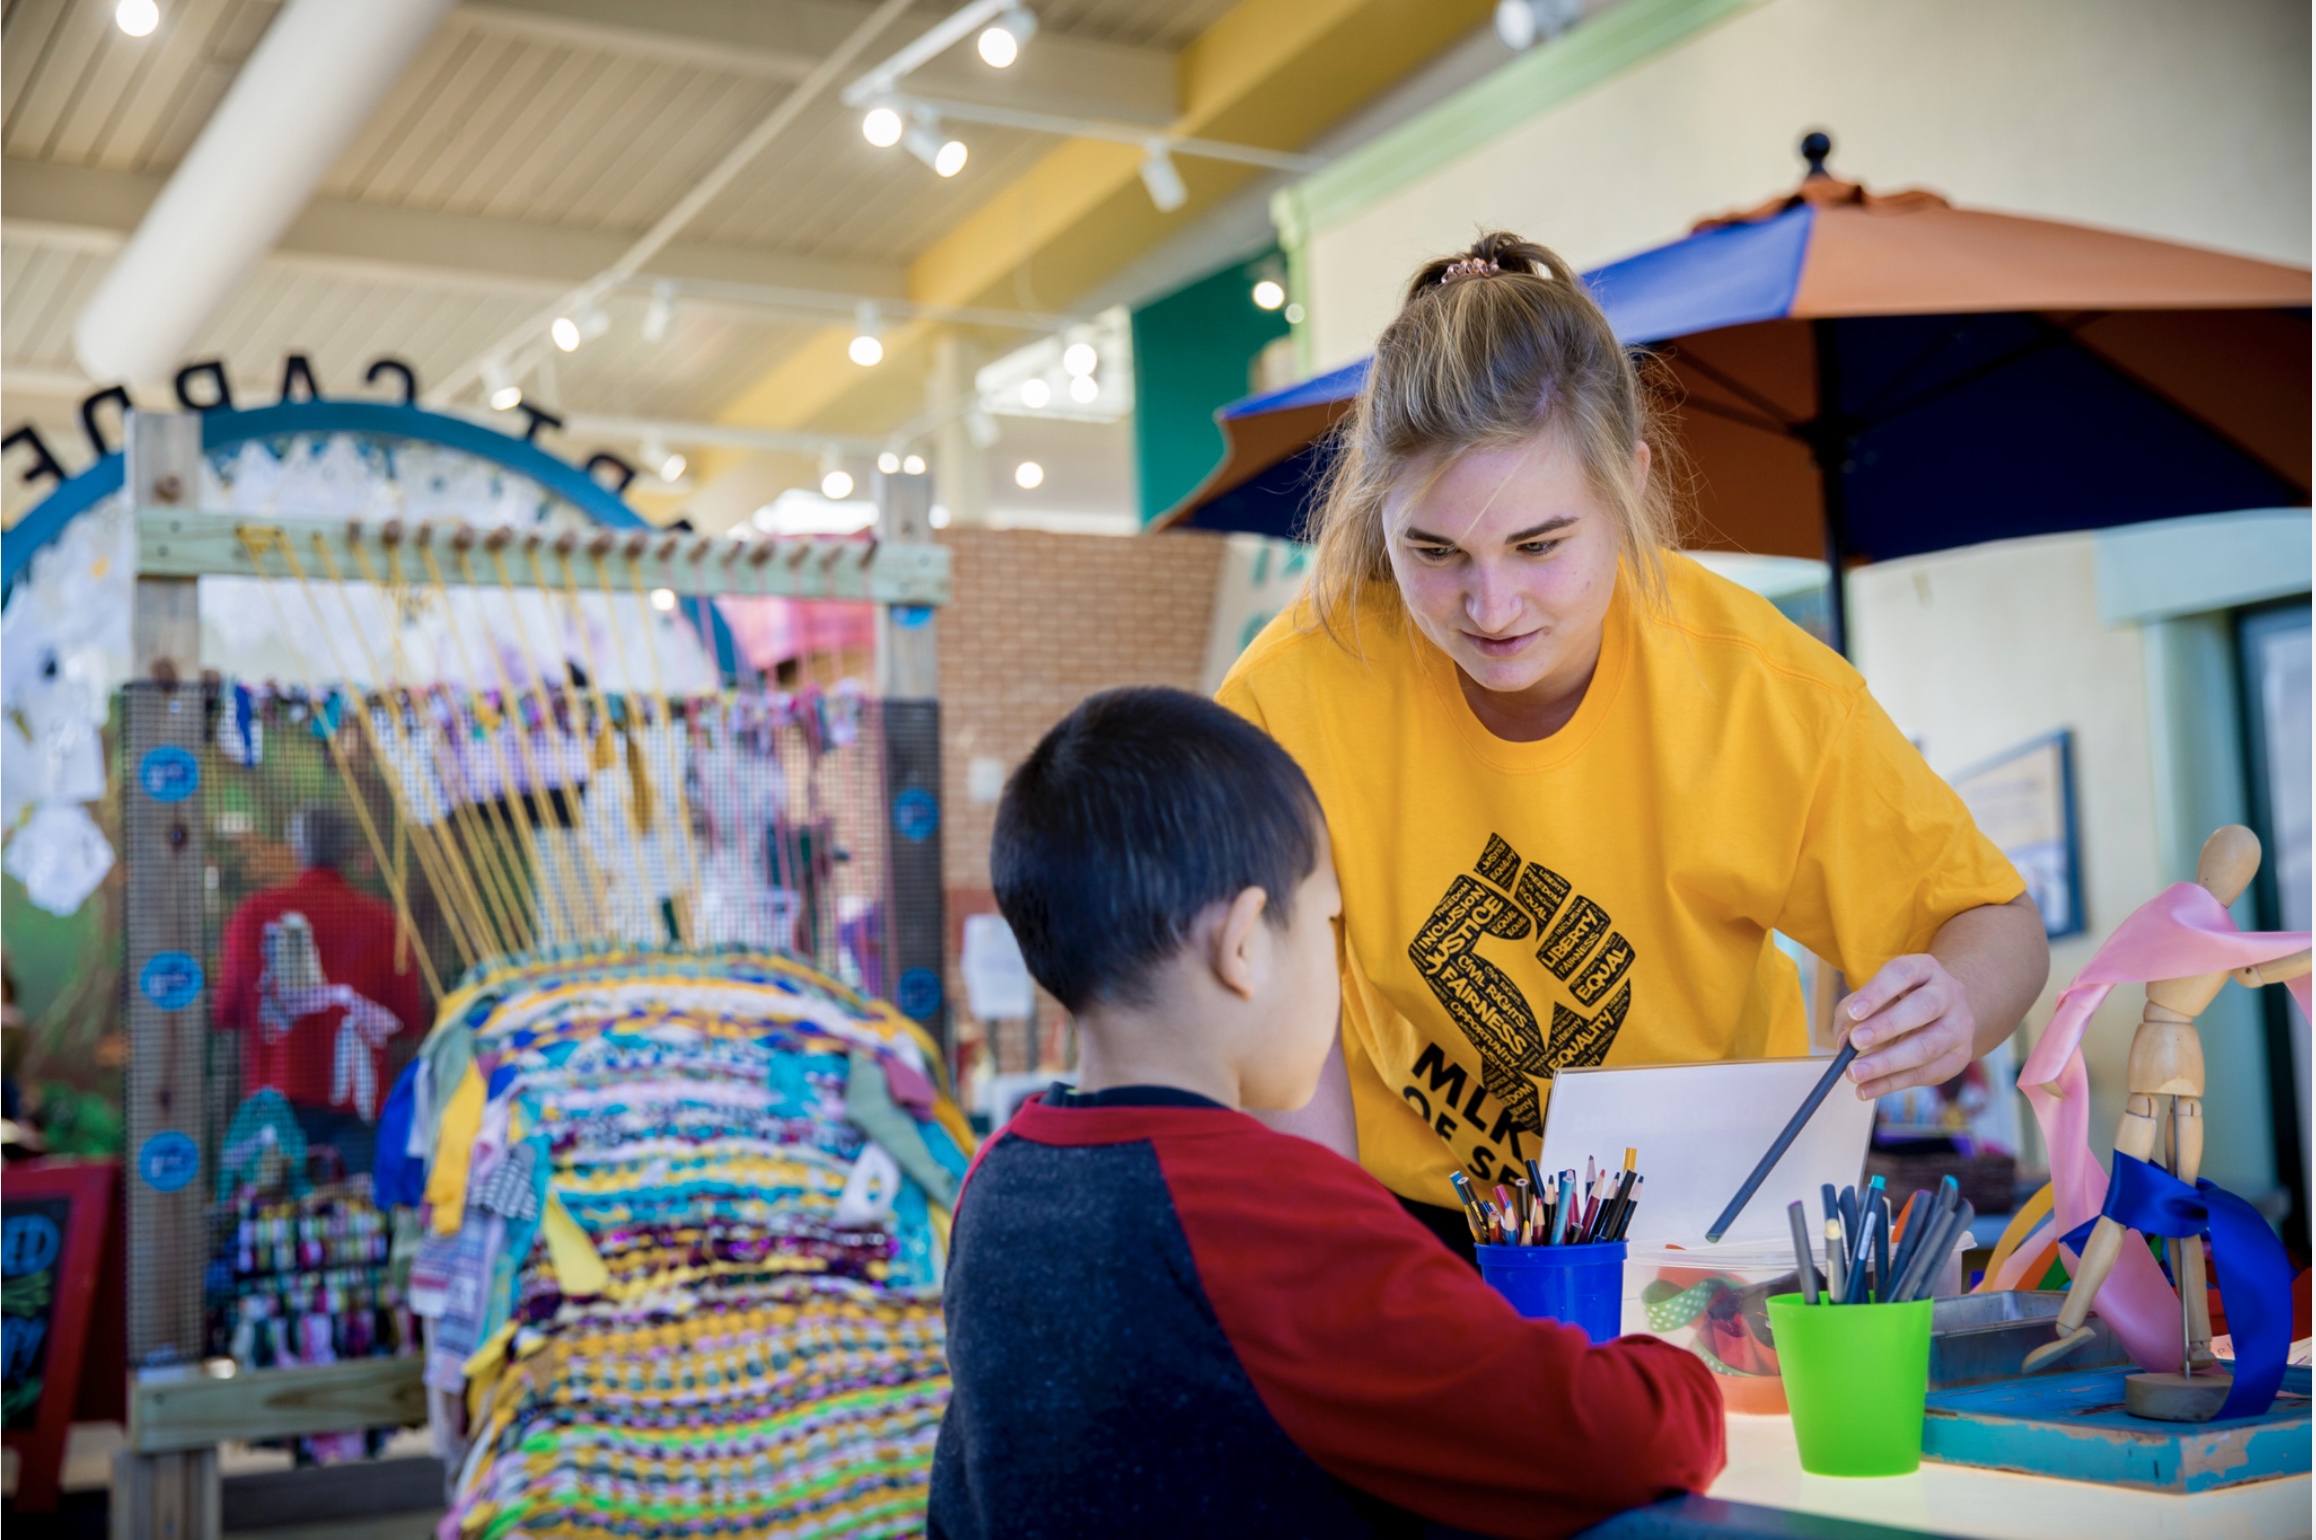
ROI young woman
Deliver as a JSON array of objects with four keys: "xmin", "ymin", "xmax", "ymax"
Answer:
[{"xmin": 1219, "ymin": 233, "xmax": 2049, "ymax": 1253}]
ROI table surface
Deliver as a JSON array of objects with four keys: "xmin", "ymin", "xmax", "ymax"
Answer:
[{"xmin": 1703, "ymin": 1410, "xmax": 2311, "ymax": 1539}]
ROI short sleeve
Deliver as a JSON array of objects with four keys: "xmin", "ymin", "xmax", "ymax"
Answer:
[{"xmin": 1777, "ymin": 688, "xmax": 2025, "ymax": 982}]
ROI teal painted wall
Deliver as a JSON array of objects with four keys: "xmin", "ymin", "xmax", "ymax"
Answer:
[{"xmin": 1131, "ymin": 250, "xmax": 1293, "ymax": 525}]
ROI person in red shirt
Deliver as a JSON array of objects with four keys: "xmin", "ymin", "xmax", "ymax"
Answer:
[{"xmin": 216, "ymin": 807, "xmax": 427, "ymax": 1177}]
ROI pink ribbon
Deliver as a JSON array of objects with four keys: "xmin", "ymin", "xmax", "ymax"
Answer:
[{"xmin": 2018, "ymin": 882, "xmax": 2308, "ymax": 1371}]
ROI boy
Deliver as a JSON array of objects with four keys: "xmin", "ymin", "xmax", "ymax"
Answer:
[{"xmin": 929, "ymin": 688, "xmax": 1723, "ymax": 1540}]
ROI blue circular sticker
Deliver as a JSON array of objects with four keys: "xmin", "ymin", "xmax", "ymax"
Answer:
[
  {"xmin": 138, "ymin": 1131, "xmax": 200, "ymax": 1194},
  {"xmin": 139, "ymin": 951, "xmax": 204, "ymax": 1011},
  {"xmin": 896, "ymin": 968, "xmax": 943, "ymax": 1020},
  {"xmin": 892, "ymin": 605, "xmax": 934, "ymax": 630},
  {"xmin": 137, "ymin": 745, "xmax": 200, "ymax": 802},
  {"xmin": 892, "ymin": 788, "xmax": 938, "ymax": 843}
]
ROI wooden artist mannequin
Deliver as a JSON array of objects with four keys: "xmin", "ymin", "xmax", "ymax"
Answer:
[{"xmin": 2024, "ymin": 826, "xmax": 2311, "ymax": 1420}]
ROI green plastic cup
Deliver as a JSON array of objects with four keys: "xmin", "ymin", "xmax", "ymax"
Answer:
[{"xmin": 1764, "ymin": 1293, "xmax": 1934, "ymax": 1477}]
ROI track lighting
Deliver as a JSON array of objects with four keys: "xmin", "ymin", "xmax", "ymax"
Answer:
[
  {"xmin": 649, "ymin": 588, "xmax": 677, "ymax": 612},
  {"xmin": 551, "ymin": 308, "xmax": 608, "ymax": 353},
  {"xmin": 820, "ymin": 445, "xmax": 855, "ymax": 501},
  {"xmin": 902, "ymin": 453, "xmax": 927, "ymax": 476},
  {"xmin": 863, "ymin": 106, "xmax": 904, "ymax": 147},
  {"xmin": 1494, "ymin": 0, "xmax": 1583, "ymax": 52},
  {"xmin": 1252, "ymin": 279, "xmax": 1286, "ymax": 310},
  {"xmin": 1068, "ymin": 374, "xmax": 1098, "ymax": 405},
  {"xmin": 642, "ymin": 282, "xmax": 675, "ymax": 343},
  {"xmin": 977, "ymin": 4, "xmax": 1036, "ymax": 67},
  {"xmin": 1013, "ymin": 461, "xmax": 1044, "ymax": 490},
  {"xmin": 849, "ymin": 302, "xmax": 885, "ymax": 367},
  {"xmin": 482, "ymin": 357, "xmax": 521, "ymax": 412},
  {"xmin": 1062, "ymin": 342, "xmax": 1098, "ymax": 378},
  {"xmin": 878, "ymin": 451, "xmax": 902, "ymax": 475},
  {"xmin": 551, "ymin": 316, "xmax": 581, "ymax": 352},
  {"xmin": 1020, "ymin": 378, "xmax": 1050, "ymax": 409},
  {"xmin": 904, "ymin": 117, "xmax": 968, "ymax": 177},
  {"xmin": 1139, "ymin": 142, "xmax": 1186, "ymax": 213},
  {"xmin": 115, "ymin": 0, "xmax": 158, "ymax": 37}
]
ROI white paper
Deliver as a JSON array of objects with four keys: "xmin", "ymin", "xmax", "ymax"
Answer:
[
  {"xmin": 1535, "ymin": 1056, "xmax": 1876, "ymax": 1247},
  {"xmin": 961, "ymin": 913, "xmax": 1034, "ymax": 1021}
]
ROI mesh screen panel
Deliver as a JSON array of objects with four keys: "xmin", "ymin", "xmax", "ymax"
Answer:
[{"xmin": 119, "ymin": 676, "xmax": 940, "ymax": 1409}]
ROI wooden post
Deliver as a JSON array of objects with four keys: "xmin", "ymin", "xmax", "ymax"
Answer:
[
  {"xmin": 117, "ymin": 409, "xmax": 221, "ymax": 1540},
  {"xmin": 875, "ymin": 469, "xmax": 947, "ymax": 1060}
]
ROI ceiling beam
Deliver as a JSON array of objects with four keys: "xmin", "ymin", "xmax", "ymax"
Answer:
[
  {"xmin": 708, "ymin": 0, "xmax": 1491, "ymax": 444},
  {"xmin": 1, "ymin": 158, "xmax": 908, "ymax": 302},
  {"xmin": 454, "ymin": 0, "xmax": 1178, "ymax": 125}
]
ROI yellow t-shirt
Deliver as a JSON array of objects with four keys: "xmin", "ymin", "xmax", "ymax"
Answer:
[{"xmin": 1216, "ymin": 554, "xmax": 2023, "ymax": 1206}]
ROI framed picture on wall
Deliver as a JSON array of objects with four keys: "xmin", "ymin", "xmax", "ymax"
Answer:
[{"xmin": 1950, "ymin": 730, "xmax": 2084, "ymax": 940}]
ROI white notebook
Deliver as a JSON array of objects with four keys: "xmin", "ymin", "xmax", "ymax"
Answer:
[{"xmin": 1534, "ymin": 1056, "xmax": 1876, "ymax": 1248}]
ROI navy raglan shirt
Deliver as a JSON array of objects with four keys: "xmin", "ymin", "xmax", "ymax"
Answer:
[{"xmin": 928, "ymin": 1087, "xmax": 1724, "ymax": 1540}]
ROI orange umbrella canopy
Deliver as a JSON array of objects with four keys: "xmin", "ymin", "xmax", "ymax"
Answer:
[{"xmin": 1166, "ymin": 136, "xmax": 2309, "ymax": 646}]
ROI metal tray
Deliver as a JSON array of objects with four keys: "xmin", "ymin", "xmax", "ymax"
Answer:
[{"xmin": 1929, "ymin": 1290, "xmax": 2133, "ymax": 1388}]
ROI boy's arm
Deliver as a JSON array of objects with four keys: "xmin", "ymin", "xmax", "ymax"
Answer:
[{"xmin": 1157, "ymin": 1131, "xmax": 1723, "ymax": 1540}]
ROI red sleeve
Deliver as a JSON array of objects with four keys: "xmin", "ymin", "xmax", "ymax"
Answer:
[
  {"xmin": 215, "ymin": 900, "xmax": 265, "ymax": 1032},
  {"xmin": 1158, "ymin": 1127, "xmax": 1724, "ymax": 1539}
]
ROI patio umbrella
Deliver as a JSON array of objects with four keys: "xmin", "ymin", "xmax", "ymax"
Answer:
[{"xmin": 1157, "ymin": 133, "xmax": 2311, "ymax": 652}]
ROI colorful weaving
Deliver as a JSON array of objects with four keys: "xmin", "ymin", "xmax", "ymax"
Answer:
[{"xmin": 403, "ymin": 945, "xmax": 970, "ymax": 1540}]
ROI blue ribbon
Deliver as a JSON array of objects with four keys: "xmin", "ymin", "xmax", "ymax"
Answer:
[{"xmin": 2060, "ymin": 1152, "xmax": 2293, "ymax": 1420}]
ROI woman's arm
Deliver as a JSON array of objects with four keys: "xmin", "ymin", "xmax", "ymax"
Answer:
[
  {"xmin": 1248, "ymin": 1024, "xmax": 1360, "ymax": 1162},
  {"xmin": 1838, "ymin": 893, "xmax": 2051, "ymax": 1100}
]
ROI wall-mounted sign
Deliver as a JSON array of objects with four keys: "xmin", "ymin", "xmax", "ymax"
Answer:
[{"xmin": 1951, "ymin": 730, "xmax": 2084, "ymax": 939}]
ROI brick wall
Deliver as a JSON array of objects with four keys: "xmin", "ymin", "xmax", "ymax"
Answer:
[{"xmin": 933, "ymin": 525, "xmax": 1228, "ymax": 1083}]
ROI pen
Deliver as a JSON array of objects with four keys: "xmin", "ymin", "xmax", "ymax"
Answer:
[
  {"xmin": 1609, "ymin": 1176, "xmax": 1642, "ymax": 1239},
  {"xmin": 1598, "ymin": 1167, "xmax": 1639, "ymax": 1242},
  {"xmin": 1558, "ymin": 1171, "xmax": 1577, "ymax": 1245},
  {"xmin": 1870, "ymin": 1192, "xmax": 1892, "ymax": 1300},
  {"xmin": 1704, "ymin": 1039, "xmax": 1859, "ymax": 1241},
  {"xmin": 1788, "ymin": 1200, "xmax": 1820, "ymax": 1305}
]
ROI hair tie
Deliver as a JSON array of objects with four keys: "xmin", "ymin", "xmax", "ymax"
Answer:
[{"xmin": 1440, "ymin": 256, "xmax": 1501, "ymax": 284}]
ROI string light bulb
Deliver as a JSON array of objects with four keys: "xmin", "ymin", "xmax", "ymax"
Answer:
[
  {"xmin": 977, "ymin": 5, "xmax": 1037, "ymax": 67},
  {"xmin": 862, "ymin": 106, "xmax": 904, "ymax": 147},
  {"xmin": 115, "ymin": 0, "xmax": 158, "ymax": 36}
]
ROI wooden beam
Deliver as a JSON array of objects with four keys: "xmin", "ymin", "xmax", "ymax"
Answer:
[
  {"xmin": 132, "ymin": 1359, "xmax": 428, "ymax": 1454},
  {"xmin": 136, "ymin": 512, "xmax": 951, "ymax": 606}
]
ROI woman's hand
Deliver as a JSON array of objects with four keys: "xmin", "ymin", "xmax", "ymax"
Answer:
[
  {"xmin": 1839, "ymin": 954, "xmax": 1979, "ymax": 1100},
  {"xmin": 1838, "ymin": 894, "xmax": 2051, "ymax": 1100}
]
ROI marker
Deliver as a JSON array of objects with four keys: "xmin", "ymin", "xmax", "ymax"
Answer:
[
  {"xmin": 1824, "ymin": 1217, "xmax": 1848, "ymax": 1303},
  {"xmin": 1609, "ymin": 1176, "xmax": 1642, "ymax": 1239}
]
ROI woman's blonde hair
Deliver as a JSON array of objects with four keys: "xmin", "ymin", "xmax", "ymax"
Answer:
[{"xmin": 1304, "ymin": 231, "xmax": 1684, "ymax": 645}]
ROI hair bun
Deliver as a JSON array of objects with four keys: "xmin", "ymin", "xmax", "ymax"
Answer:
[{"xmin": 1405, "ymin": 231, "xmax": 1572, "ymax": 302}]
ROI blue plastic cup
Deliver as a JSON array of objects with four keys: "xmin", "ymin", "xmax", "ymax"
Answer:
[{"xmin": 1476, "ymin": 1241, "xmax": 1627, "ymax": 1341}]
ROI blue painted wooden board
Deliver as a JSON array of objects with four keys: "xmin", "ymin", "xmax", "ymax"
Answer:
[{"xmin": 1922, "ymin": 1365, "xmax": 2311, "ymax": 1493}]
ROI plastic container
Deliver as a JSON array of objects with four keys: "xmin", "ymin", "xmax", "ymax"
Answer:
[
  {"xmin": 1623, "ymin": 1236, "xmax": 1969, "ymax": 1414},
  {"xmin": 1765, "ymin": 1293, "xmax": 1935, "ymax": 1476},
  {"xmin": 1476, "ymin": 1241, "xmax": 1626, "ymax": 1341}
]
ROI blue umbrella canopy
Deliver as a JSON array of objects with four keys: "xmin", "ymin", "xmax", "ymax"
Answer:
[{"xmin": 1160, "ymin": 139, "xmax": 2309, "ymax": 650}]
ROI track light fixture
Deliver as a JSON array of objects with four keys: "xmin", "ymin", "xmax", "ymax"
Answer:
[
  {"xmin": 642, "ymin": 281, "xmax": 675, "ymax": 343},
  {"xmin": 849, "ymin": 301, "xmax": 885, "ymax": 367},
  {"xmin": 863, "ymin": 106, "xmax": 904, "ymax": 147},
  {"xmin": 482, "ymin": 357, "xmax": 521, "ymax": 412},
  {"xmin": 1494, "ymin": 0, "xmax": 1584, "ymax": 52},
  {"xmin": 903, "ymin": 116, "xmax": 968, "ymax": 177},
  {"xmin": 977, "ymin": 4, "xmax": 1036, "ymax": 67},
  {"xmin": 1139, "ymin": 142, "xmax": 1186, "ymax": 213}
]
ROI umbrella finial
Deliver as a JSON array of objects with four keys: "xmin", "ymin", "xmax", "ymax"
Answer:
[{"xmin": 1800, "ymin": 129, "xmax": 1833, "ymax": 180}]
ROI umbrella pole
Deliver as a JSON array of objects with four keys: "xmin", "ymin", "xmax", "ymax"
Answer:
[{"xmin": 1807, "ymin": 318, "xmax": 1852, "ymax": 658}]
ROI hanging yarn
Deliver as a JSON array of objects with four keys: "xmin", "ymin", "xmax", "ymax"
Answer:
[{"xmin": 404, "ymin": 944, "xmax": 970, "ymax": 1540}]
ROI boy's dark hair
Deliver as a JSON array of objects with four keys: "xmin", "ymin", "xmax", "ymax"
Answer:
[{"xmin": 992, "ymin": 687, "xmax": 1325, "ymax": 1014}]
